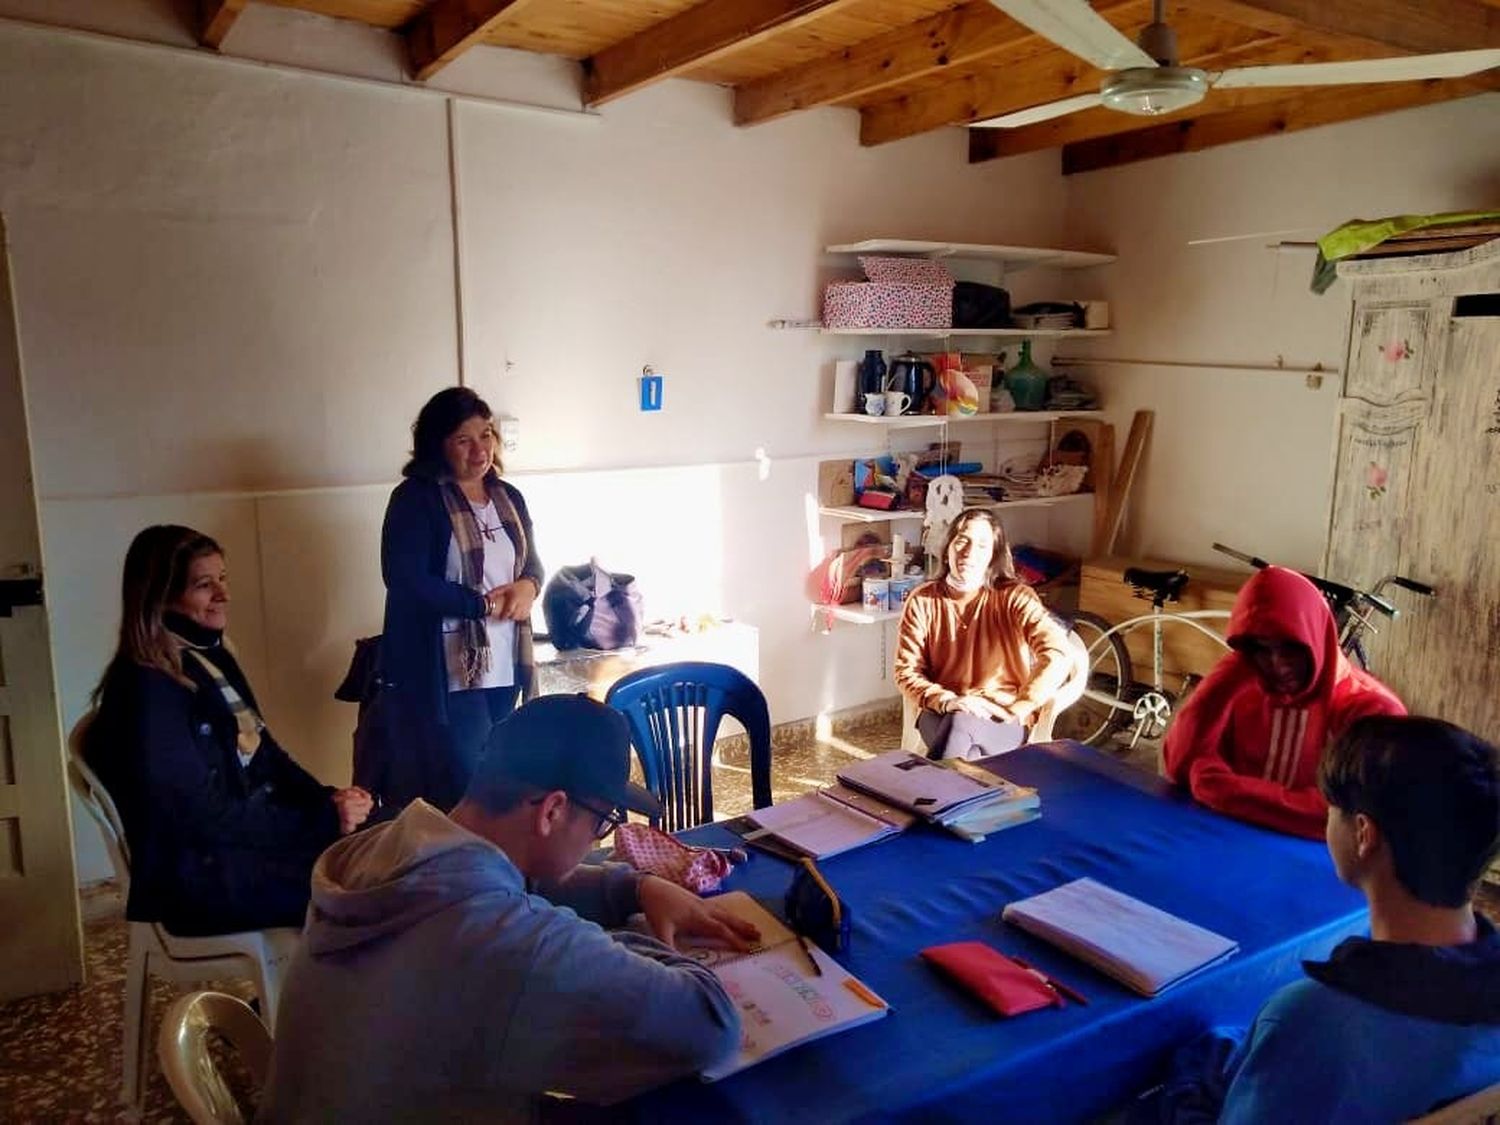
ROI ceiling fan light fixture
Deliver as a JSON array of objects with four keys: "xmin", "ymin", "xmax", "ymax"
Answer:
[{"xmin": 1101, "ymin": 67, "xmax": 1210, "ymax": 116}]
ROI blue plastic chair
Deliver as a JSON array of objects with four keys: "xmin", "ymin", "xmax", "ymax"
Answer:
[{"xmin": 604, "ymin": 661, "xmax": 773, "ymax": 832}]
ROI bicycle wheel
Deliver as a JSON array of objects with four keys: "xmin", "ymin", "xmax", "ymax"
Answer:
[{"xmin": 1054, "ymin": 611, "xmax": 1133, "ymax": 748}]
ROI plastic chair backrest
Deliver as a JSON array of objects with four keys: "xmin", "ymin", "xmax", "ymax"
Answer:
[
  {"xmin": 605, "ymin": 661, "xmax": 772, "ymax": 833},
  {"xmin": 157, "ymin": 990, "xmax": 272, "ymax": 1125},
  {"xmin": 66, "ymin": 712, "xmax": 132, "ymax": 890},
  {"xmin": 1409, "ymin": 1082, "xmax": 1500, "ymax": 1125}
]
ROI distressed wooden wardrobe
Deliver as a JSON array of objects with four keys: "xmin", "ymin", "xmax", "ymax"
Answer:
[{"xmin": 1325, "ymin": 240, "xmax": 1500, "ymax": 742}]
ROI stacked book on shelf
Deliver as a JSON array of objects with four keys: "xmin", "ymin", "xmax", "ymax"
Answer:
[{"xmin": 835, "ymin": 749, "xmax": 1041, "ymax": 842}]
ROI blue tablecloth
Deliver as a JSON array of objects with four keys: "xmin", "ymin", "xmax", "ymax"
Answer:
[{"xmin": 625, "ymin": 740, "xmax": 1367, "ymax": 1124}]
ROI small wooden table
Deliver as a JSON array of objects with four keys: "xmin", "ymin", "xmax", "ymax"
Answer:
[{"xmin": 535, "ymin": 620, "xmax": 759, "ymax": 700}]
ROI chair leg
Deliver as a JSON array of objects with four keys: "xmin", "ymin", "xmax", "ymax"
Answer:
[{"xmin": 121, "ymin": 929, "xmax": 150, "ymax": 1111}]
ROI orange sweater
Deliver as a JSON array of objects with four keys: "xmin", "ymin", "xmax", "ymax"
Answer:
[{"xmin": 893, "ymin": 580, "xmax": 1073, "ymax": 724}]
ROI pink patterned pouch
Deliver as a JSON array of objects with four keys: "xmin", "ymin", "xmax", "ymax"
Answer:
[{"xmin": 611, "ymin": 822, "xmax": 733, "ymax": 893}]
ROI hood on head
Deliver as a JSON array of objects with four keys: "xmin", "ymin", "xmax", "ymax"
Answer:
[
  {"xmin": 302, "ymin": 800, "xmax": 517, "ymax": 957},
  {"xmin": 1225, "ymin": 566, "xmax": 1344, "ymax": 701}
]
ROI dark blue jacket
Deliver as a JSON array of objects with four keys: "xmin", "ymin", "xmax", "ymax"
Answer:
[
  {"xmin": 86, "ymin": 650, "xmax": 337, "ymax": 935},
  {"xmin": 378, "ymin": 474, "xmax": 543, "ymax": 727}
]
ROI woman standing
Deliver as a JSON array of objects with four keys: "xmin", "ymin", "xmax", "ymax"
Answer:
[
  {"xmin": 378, "ymin": 387, "xmax": 544, "ymax": 809},
  {"xmin": 893, "ymin": 509, "xmax": 1076, "ymax": 760},
  {"xmin": 87, "ymin": 525, "xmax": 371, "ymax": 935}
]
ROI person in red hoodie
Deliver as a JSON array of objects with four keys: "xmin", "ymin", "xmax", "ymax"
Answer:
[{"xmin": 1163, "ymin": 565, "xmax": 1405, "ymax": 838}]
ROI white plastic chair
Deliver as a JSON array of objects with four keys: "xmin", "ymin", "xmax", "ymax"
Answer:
[
  {"xmin": 157, "ymin": 990, "xmax": 271, "ymax": 1125},
  {"xmin": 1409, "ymin": 1082, "xmax": 1500, "ymax": 1125},
  {"xmin": 66, "ymin": 714, "xmax": 300, "ymax": 1111}
]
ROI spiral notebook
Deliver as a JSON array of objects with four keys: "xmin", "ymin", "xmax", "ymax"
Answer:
[
  {"xmin": 1001, "ymin": 878, "xmax": 1238, "ymax": 998},
  {"xmin": 685, "ymin": 894, "xmax": 890, "ymax": 1081}
]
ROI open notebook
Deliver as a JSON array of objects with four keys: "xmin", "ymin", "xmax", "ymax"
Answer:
[
  {"xmin": 681, "ymin": 893, "xmax": 889, "ymax": 1081},
  {"xmin": 744, "ymin": 784, "xmax": 913, "ymax": 860},
  {"xmin": 1001, "ymin": 878, "xmax": 1239, "ymax": 997},
  {"xmin": 836, "ymin": 750, "xmax": 1040, "ymax": 837}
]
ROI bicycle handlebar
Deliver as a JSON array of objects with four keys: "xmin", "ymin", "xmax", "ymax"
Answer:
[
  {"xmin": 1211, "ymin": 542, "xmax": 1421, "ymax": 618},
  {"xmin": 1384, "ymin": 575, "xmax": 1436, "ymax": 597}
]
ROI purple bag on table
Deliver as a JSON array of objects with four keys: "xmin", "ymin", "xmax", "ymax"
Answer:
[{"xmin": 542, "ymin": 560, "xmax": 643, "ymax": 651}]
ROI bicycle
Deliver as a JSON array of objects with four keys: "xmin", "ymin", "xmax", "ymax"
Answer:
[{"xmin": 1053, "ymin": 545, "xmax": 1435, "ymax": 751}]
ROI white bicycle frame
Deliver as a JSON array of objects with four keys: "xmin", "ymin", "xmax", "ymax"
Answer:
[{"xmin": 1080, "ymin": 608, "xmax": 1232, "ymax": 718}]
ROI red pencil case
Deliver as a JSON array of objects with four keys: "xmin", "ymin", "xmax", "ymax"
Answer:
[{"xmin": 920, "ymin": 941, "xmax": 1060, "ymax": 1017}]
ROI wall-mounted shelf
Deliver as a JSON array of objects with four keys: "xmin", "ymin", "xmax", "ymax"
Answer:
[
  {"xmin": 814, "ymin": 603, "xmax": 902, "ymax": 626},
  {"xmin": 818, "ymin": 493, "xmax": 1093, "ymax": 524},
  {"xmin": 825, "ymin": 240, "xmax": 1115, "ymax": 270},
  {"xmin": 821, "ymin": 327, "xmax": 1110, "ymax": 339},
  {"xmin": 823, "ymin": 410, "xmax": 1103, "ymax": 428}
]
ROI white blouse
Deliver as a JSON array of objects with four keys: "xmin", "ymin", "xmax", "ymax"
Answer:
[{"xmin": 441, "ymin": 499, "xmax": 517, "ymax": 692}]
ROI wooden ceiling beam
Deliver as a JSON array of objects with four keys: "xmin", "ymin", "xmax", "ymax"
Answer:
[
  {"xmin": 1193, "ymin": 0, "xmax": 1500, "ymax": 55},
  {"xmin": 1058, "ymin": 76, "xmax": 1499, "ymax": 174},
  {"xmin": 860, "ymin": 14, "xmax": 1280, "ymax": 146},
  {"xmin": 405, "ymin": 0, "xmax": 540, "ymax": 82},
  {"xmin": 198, "ymin": 0, "xmax": 249, "ymax": 49},
  {"xmin": 583, "ymin": 0, "xmax": 860, "ymax": 108},
  {"xmin": 733, "ymin": 0, "xmax": 1142, "ymax": 127}
]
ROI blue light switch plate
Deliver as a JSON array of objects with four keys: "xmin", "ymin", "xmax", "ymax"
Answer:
[{"xmin": 639, "ymin": 373, "xmax": 663, "ymax": 412}]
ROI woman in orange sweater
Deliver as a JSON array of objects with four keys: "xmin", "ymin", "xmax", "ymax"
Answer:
[{"xmin": 894, "ymin": 510, "xmax": 1075, "ymax": 760}]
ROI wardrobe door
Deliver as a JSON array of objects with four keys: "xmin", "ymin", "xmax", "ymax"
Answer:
[{"xmin": 1394, "ymin": 311, "xmax": 1500, "ymax": 740}]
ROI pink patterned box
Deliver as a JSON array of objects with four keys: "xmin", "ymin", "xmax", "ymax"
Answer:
[{"xmin": 823, "ymin": 280, "xmax": 954, "ymax": 329}]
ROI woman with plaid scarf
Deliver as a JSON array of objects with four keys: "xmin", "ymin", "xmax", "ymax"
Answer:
[{"xmin": 376, "ymin": 387, "xmax": 545, "ymax": 812}]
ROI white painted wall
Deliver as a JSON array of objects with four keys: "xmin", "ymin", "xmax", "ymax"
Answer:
[
  {"xmin": 1061, "ymin": 94, "xmax": 1500, "ymax": 573},
  {"xmin": 0, "ymin": 16, "xmax": 1080, "ymax": 881}
]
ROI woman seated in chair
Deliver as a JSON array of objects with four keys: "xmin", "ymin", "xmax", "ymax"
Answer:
[
  {"xmin": 86, "ymin": 525, "xmax": 372, "ymax": 936},
  {"xmin": 893, "ymin": 509, "xmax": 1077, "ymax": 760}
]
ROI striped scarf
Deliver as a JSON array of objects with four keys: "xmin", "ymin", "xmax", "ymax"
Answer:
[
  {"xmin": 441, "ymin": 473, "xmax": 535, "ymax": 694},
  {"xmin": 183, "ymin": 648, "xmax": 264, "ymax": 760}
]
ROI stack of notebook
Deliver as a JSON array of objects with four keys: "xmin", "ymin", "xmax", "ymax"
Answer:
[{"xmin": 835, "ymin": 750, "xmax": 1041, "ymax": 842}]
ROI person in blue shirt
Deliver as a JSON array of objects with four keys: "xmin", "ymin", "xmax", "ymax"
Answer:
[{"xmin": 1150, "ymin": 714, "xmax": 1500, "ymax": 1123}]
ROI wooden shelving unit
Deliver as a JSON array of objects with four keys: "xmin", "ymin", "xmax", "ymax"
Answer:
[
  {"xmin": 818, "ymin": 493, "xmax": 1092, "ymax": 524},
  {"xmin": 824, "ymin": 239, "xmax": 1115, "ymax": 271},
  {"xmin": 823, "ymin": 410, "xmax": 1103, "ymax": 428}
]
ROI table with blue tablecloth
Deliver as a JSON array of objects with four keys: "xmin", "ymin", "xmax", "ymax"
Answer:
[{"xmin": 625, "ymin": 739, "xmax": 1367, "ymax": 1124}]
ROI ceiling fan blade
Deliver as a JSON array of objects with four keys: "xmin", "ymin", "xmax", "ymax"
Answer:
[
  {"xmin": 971, "ymin": 93, "xmax": 1103, "ymax": 129},
  {"xmin": 1216, "ymin": 48, "xmax": 1500, "ymax": 89},
  {"xmin": 987, "ymin": 0, "xmax": 1156, "ymax": 71}
]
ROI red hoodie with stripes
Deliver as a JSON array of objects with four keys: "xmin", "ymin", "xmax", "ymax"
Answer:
[{"xmin": 1163, "ymin": 566, "xmax": 1406, "ymax": 839}]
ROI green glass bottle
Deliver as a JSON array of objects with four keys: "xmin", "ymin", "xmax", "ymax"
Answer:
[{"xmin": 1006, "ymin": 340, "xmax": 1048, "ymax": 411}]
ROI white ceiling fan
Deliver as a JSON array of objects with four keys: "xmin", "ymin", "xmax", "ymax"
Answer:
[{"xmin": 975, "ymin": 0, "xmax": 1500, "ymax": 128}]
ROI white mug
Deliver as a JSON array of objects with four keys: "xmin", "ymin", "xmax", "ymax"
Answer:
[
  {"xmin": 863, "ymin": 393, "xmax": 887, "ymax": 416},
  {"xmin": 884, "ymin": 390, "xmax": 912, "ymax": 416}
]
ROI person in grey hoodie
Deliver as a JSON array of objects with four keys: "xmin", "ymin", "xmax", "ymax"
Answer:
[{"xmin": 260, "ymin": 694, "xmax": 756, "ymax": 1123}]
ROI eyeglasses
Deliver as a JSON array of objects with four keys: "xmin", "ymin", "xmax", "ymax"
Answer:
[
  {"xmin": 525, "ymin": 794, "xmax": 627, "ymax": 840},
  {"xmin": 570, "ymin": 796, "xmax": 627, "ymax": 840}
]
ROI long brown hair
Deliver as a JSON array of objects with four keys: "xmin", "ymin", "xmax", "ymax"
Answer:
[
  {"xmin": 935, "ymin": 509, "xmax": 1017, "ymax": 588},
  {"xmin": 92, "ymin": 525, "xmax": 224, "ymax": 700}
]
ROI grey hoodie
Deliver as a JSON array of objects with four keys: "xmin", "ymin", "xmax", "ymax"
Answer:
[{"xmin": 259, "ymin": 800, "xmax": 740, "ymax": 1123}]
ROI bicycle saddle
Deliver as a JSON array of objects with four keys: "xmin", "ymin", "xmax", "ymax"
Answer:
[{"xmin": 1123, "ymin": 567, "xmax": 1190, "ymax": 604}]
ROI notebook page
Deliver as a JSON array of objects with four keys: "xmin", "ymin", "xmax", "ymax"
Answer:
[
  {"xmin": 1001, "ymin": 878, "xmax": 1238, "ymax": 996},
  {"xmin": 675, "ymin": 892, "xmax": 796, "ymax": 969},
  {"xmin": 748, "ymin": 792, "xmax": 898, "ymax": 859},
  {"xmin": 702, "ymin": 942, "xmax": 888, "ymax": 1081}
]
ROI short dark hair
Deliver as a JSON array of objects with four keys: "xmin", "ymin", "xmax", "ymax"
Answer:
[
  {"xmin": 1319, "ymin": 715, "xmax": 1500, "ymax": 908},
  {"xmin": 936, "ymin": 508, "xmax": 1017, "ymax": 587},
  {"xmin": 401, "ymin": 386, "xmax": 498, "ymax": 479}
]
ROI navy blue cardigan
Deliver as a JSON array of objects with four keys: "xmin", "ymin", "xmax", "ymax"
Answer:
[
  {"xmin": 86, "ymin": 650, "xmax": 337, "ymax": 935},
  {"xmin": 378, "ymin": 474, "xmax": 543, "ymax": 727}
]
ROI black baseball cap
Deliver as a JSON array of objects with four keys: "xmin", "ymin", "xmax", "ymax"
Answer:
[{"xmin": 482, "ymin": 694, "xmax": 662, "ymax": 818}]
